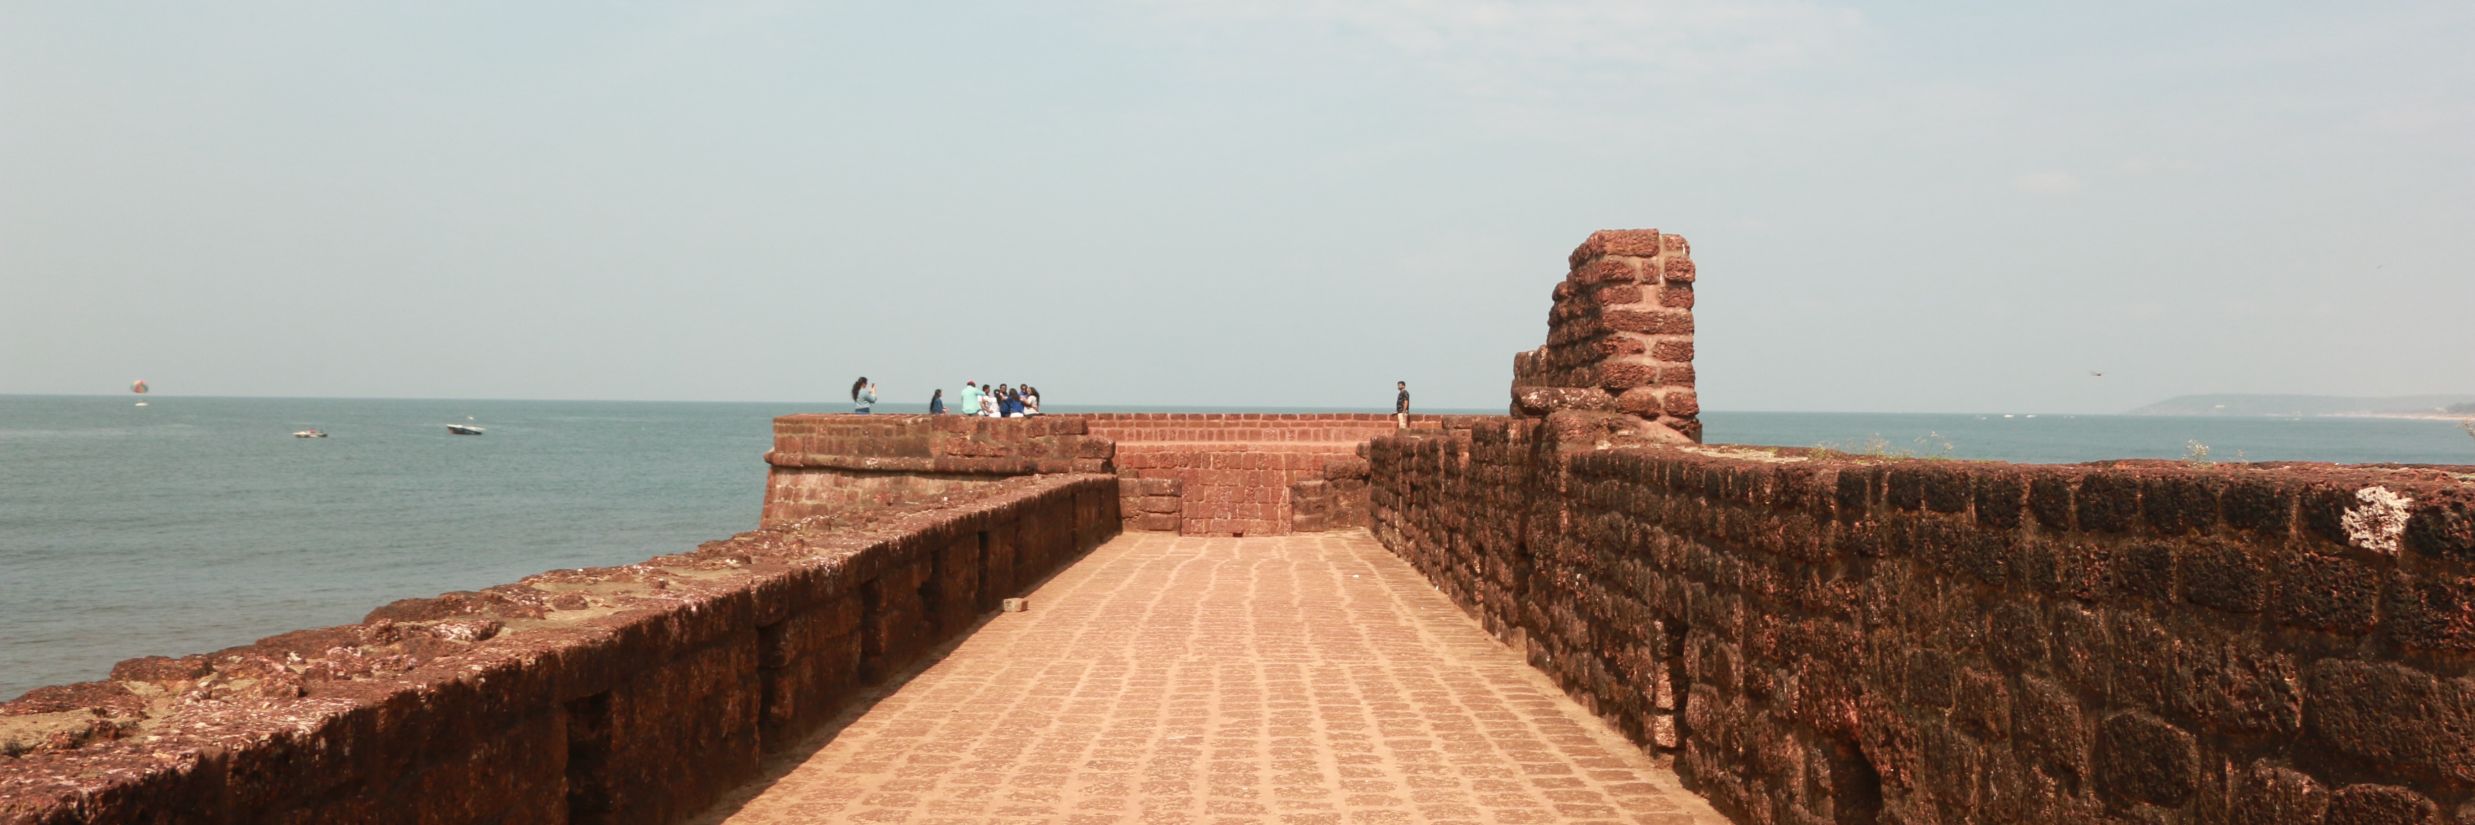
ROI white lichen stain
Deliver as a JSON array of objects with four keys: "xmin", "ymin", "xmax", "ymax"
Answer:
[{"xmin": 2341, "ymin": 485, "xmax": 2415, "ymax": 556}]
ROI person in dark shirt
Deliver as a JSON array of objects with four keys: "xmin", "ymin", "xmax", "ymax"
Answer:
[
  {"xmin": 929, "ymin": 388, "xmax": 945, "ymax": 415},
  {"xmin": 1395, "ymin": 381, "xmax": 1410, "ymax": 429}
]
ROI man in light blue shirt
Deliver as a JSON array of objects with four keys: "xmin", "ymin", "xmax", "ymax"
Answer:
[{"xmin": 957, "ymin": 381, "xmax": 984, "ymax": 419}]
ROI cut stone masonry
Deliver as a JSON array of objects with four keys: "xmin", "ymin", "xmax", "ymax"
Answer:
[{"xmin": 1513, "ymin": 227, "xmax": 1701, "ymax": 445}]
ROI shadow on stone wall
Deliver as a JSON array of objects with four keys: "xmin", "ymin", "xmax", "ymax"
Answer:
[
  {"xmin": 0, "ymin": 476, "xmax": 1120, "ymax": 824},
  {"xmin": 1370, "ymin": 418, "xmax": 2475, "ymax": 823}
]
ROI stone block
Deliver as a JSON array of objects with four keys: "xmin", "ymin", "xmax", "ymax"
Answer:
[
  {"xmin": 2325, "ymin": 784, "xmax": 2441, "ymax": 825},
  {"xmin": 1985, "ymin": 603, "xmax": 2047, "ymax": 673},
  {"xmin": 1952, "ymin": 668, "xmax": 2011, "ymax": 742},
  {"xmin": 1590, "ymin": 283, "xmax": 1645, "ymax": 305},
  {"xmin": 1917, "ymin": 467, "xmax": 1971, "ymax": 514},
  {"xmin": 1572, "ymin": 256, "xmax": 1643, "ymax": 284},
  {"xmin": 2143, "ymin": 474, "xmax": 2223, "ymax": 535},
  {"xmin": 1886, "ymin": 467, "xmax": 1930, "ymax": 511},
  {"xmin": 1614, "ymin": 387, "xmax": 1665, "ymax": 417},
  {"xmin": 2013, "ymin": 675, "xmax": 2087, "ymax": 784},
  {"xmin": 2403, "ymin": 493, "xmax": 2475, "ymax": 562},
  {"xmin": 2232, "ymin": 761, "xmax": 2328, "ymax": 825},
  {"xmin": 1972, "ymin": 469, "xmax": 2028, "ymax": 531},
  {"xmin": 2223, "ymin": 477, "xmax": 2295, "ymax": 536},
  {"xmin": 1834, "ymin": 468, "xmax": 1877, "ymax": 524},
  {"xmin": 1596, "ymin": 360, "xmax": 1661, "ymax": 389},
  {"xmin": 2179, "ymin": 540, "xmax": 2267, "ymax": 614},
  {"xmin": 2304, "ymin": 660, "xmax": 2475, "ymax": 785},
  {"xmin": 2094, "ymin": 711, "xmax": 2198, "ymax": 807},
  {"xmin": 2077, "ymin": 473, "xmax": 2141, "ymax": 534},
  {"xmin": 1512, "ymin": 386, "xmax": 1617, "ymax": 416},
  {"xmin": 1570, "ymin": 228, "xmax": 1664, "ymax": 266},
  {"xmin": 2379, "ymin": 572, "xmax": 2475, "ymax": 655},
  {"xmin": 2029, "ymin": 473, "xmax": 2075, "ymax": 531},
  {"xmin": 1601, "ymin": 309, "xmax": 1694, "ymax": 335},
  {"xmin": 2112, "ymin": 542, "xmax": 2176, "ymax": 602},
  {"xmin": 1919, "ymin": 720, "xmax": 1984, "ymax": 812},
  {"xmin": 2275, "ymin": 552, "xmax": 2380, "ymax": 633}
]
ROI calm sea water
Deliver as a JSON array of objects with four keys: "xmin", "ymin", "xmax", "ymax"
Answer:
[{"xmin": 4, "ymin": 395, "xmax": 2471, "ymax": 697}]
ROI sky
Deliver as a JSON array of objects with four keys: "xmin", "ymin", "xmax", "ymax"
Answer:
[{"xmin": 3, "ymin": 2, "xmax": 2469, "ymax": 413}]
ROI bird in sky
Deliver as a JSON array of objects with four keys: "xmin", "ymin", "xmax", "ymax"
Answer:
[{"xmin": 2088, "ymin": 370, "xmax": 2105, "ymax": 377}]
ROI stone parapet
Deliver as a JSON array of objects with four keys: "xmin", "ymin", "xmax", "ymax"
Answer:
[
  {"xmin": 0, "ymin": 475, "xmax": 1120, "ymax": 825},
  {"xmin": 766, "ymin": 413, "xmax": 1446, "ymax": 537},
  {"xmin": 762, "ymin": 415, "xmax": 1112, "ymax": 524},
  {"xmin": 1079, "ymin": 412, "xmax": 1429, "ymax": 445},
  {"xmin": 1369, "ymin": 419, "xmax": 2475, "ymax": 823}
]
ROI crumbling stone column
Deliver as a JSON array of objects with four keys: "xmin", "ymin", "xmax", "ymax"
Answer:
[{"xmin": 1510, "ymin": 228, "xmax": 1699, "ymax": 443}]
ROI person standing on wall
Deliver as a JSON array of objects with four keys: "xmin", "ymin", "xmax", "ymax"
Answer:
[
  {"xmin": 1395, "ymin": 380, "xmax": 1410, "ymax": 429},
  {"xmin": 852, "ymin": 377, "xmax": 876, "ymax": 414},
  {"xmin": 929, "ymin": 388, "xmax": 945, "ymax": 415}
]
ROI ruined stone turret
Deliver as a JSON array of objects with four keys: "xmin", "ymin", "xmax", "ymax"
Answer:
[{"xmin": 1511, "ymin": 228, "xmax": 1699, "ymax": 444}]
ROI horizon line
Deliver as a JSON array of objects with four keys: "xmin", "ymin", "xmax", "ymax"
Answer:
[{"xmin": 0, "ymin": 391, "xmax": 2228, "ymax": 418}]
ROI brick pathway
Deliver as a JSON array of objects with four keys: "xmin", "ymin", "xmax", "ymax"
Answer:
[{"xmin": 690, "ymin": 531, "xmax": 1726, "ymax": 825}]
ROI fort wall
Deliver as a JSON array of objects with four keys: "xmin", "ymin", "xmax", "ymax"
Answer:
[
  {"xmin": 1368, "ymin": 420, "xmax": 2475, "ymax": 823},
  {"xmin": 763, "ymin": 413, "xmax": 1427, "ymax": 538},
  {"xmin": 1083, "ymin": 413, "xmax": 1423, "ymax": 536},
  {"xmin": 1, "ymin": 475, "xmax": 1118, "ymax": 824},
  {"xmin": 762, "ymin": 414, "xmax": 1112, "ymax": 524}
]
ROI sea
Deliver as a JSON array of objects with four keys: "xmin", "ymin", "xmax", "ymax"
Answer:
[{"xmin": 4, "ymin": 394, "xmax": 2472, "ymax": 698}]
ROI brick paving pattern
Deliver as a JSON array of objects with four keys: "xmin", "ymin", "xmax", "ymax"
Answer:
[{"xmin": 691, "ymin": 531, "xmax": 1725, "ymax": 825}]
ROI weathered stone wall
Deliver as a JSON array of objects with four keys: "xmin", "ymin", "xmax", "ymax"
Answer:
[
  {"xmin": 1084, "ymin": 413, "xmax": 1430, "ymax": 537},
  {"xmin": 763, "ymin": 415, "xmax": 1112, "ymax": 524},
  {"xmin": 1117, "ymin": 475, "xmax": 1186, "ymax": 533},
  {"xmin": 1289, "ymin": 455, "xmax": 1374, "ymax": 534},
  {"xmin": 1511, "ymin": 228, "xmax": 1700, "ymax": 444},
  {"xmin": 765, "ymin": 414, "xmax": 1426, "ymax": 537},
  {"xmin": 1, "ymin": 475, "xmax": 1119, "ymax": 825},
  {"xmin": 1371, "ymin": 421, "xmax": 2475, "ymax": 823}
]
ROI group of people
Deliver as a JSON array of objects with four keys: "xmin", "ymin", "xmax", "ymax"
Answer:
[
  {"xmin": 848, "ymin": 376, "xmax": 1041, "ymax": 417},
  {"xmin": 852, "ymin": 376, "xmax": 1409, "ymax": 422},
  {"xmin": 937, "ymin": 381, "xmax": 1040, "ymax": 417}
]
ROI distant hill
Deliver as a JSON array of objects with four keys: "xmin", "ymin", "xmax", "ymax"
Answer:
[{"xmin": 2131, "ymin": 393, "xmax": 2475, "ymax": 417}]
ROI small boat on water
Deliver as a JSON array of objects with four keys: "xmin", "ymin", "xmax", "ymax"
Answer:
[
  {"xmin": 293, "ymin": 429, "xmax": 328, "ymax": 439},
  {"xmin": 447, "ymin": 424, "xmax": 485, "ymax": 435}
]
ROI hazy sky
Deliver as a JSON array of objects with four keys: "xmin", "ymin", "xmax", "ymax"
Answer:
[{"xmin": 4, "ymin": 2, "xmax": 2469, "ymax": 413}]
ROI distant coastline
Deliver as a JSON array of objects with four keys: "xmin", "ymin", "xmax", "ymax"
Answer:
[
  {"xmin": 2131, "ymin": 392, "xmax": 2475, "ymax": 419},
  {"xmin": 2336, "ymin": 410, "xmax": 2475, "ymax": 422}
]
